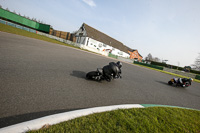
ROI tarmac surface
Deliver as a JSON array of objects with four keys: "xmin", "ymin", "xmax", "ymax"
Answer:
[{"xmin": 0, "ymin": 32, "xmax": 200, "ymax": 128}]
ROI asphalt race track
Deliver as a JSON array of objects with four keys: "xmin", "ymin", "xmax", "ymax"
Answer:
[{"xmin": 0, "ymin": 32, "xmax": 200, "ymax": 128}]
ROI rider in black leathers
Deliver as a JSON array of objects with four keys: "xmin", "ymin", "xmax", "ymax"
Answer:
[
  {"xmin": 103, "ymin": 61, "xmax": 122, "ymax": 81},
  {"xmin": 176, "ymin": 78, "xmax": 193, "ymax": 87}
]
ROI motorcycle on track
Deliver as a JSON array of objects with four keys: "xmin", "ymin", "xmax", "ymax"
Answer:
[
  {"xmin": 86, "ymin": 68, "xmax": 121, "ymax": 82},
  {"xmin": 168, "ymin": 78, "xmax": 191, "ymax": 88},
  {"xmin": 86, "ymin": 61, "xmax": 122, "ymax": 82},
  {"xmin": 86, "ymin": 68, "xmax": 105, "ymax": 81}
]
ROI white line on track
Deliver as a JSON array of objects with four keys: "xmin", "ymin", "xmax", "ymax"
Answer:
[{"xmin": 0, "ymin": 104, "xmax": 144, "ymax": 133}]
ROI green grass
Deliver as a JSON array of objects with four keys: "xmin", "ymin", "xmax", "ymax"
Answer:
[
  {"xmin": 28, "ymin": 107, "xmax": 200, "ymax": 133},
  {"xmin": 0, "ymin": 23, "xmax": 106, "ymax": 56},
  {"xmin": 134, "ymin": 63, "xmax": 200, "ymax": 83},
  {"xmin": 0, "ymin": 23, "xmax": 79, "ymax": 49}
]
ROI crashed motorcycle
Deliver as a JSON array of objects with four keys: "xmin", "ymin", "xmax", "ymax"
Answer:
[
  {"xmin": 86, "ymin": 68, "xmax": 121, "ymax": 82},
  {"xmin": 168, "ymin": 78, "xmax": 190, "ymax": 87}
]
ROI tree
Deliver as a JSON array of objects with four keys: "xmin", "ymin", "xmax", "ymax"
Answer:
[
  {"xmin": 145, "ymin": 53, "xmax": 161, "ymax": 62},
  {"xmin": 154, "ymin": 57, "xmax": 161, "ymax": 62},
  {"xmin": 192, "ymin": 53, "xmax": 200, "ymax": 71},
  {"xmin": 6, "ymin": 8, "xmax": 10, "ymax": 11},
  {"xmin": 145, "ymin": 53, "xmax": 153, "ymax": 61},
  {"xmin": 32, "ymin": 18, "xmax": 37, "ymax": 22}
]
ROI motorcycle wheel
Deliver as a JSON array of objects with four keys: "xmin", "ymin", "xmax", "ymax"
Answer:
[
  {"xmin": 168, "ymin": 81, "xmax": 173, "ymax": 85},
  {"xmin": 184, "ymin": 81, "xmax": 190, "ymax": 87},
  {"xmin": 86, "ymin": 71, "xmax": 101, "ymax": 81}
]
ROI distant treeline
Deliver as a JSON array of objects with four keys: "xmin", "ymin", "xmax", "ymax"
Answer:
[{"xmin": 150, "ymin": 61, "xmax": 200, "ymax": 75}]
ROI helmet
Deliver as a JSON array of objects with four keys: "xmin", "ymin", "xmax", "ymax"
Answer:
[
  {"xmin": 116, "ymin": 61, "xmax": 122, "ymax": 68},
  {"xmin": 189, "ymin": 78, "xmax": 193, "ymax": 82}
]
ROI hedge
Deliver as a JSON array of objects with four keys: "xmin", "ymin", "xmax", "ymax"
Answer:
[
  {"xmin": 191, "ymin": 70, "xmax": 200, "ymax": 75},
  {"xmin": 150, "ymin": 61, "xmax": 200, "ymax": 75},
  {"xmin": 134, "ymin": 61, "xmax": 163, "ymax": 70},
  {"xmin": 195, "ymin": 75, "xmax": 200, "ymax": 80},
  {"xmin": 108, "ymin": 53, "xmax": 118, "ymax": 59},
  {"xmin": 150, "ymin": 61, "xmax": 168, "ymax": 67}
]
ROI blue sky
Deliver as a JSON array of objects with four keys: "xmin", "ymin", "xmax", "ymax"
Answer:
[{"xmin": 1, "ymin": 0, "xmax": 200, "ymax": 67}]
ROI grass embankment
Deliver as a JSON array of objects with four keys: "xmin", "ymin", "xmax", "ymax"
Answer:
[
  {"xmin": 134, "ymin": 63, "xmax": 200, "ymax": 83},
  {"xmin": 0, "ymin": 23, "xmax": 78, "ymax": 49},
  {"xmin": 0, "ymin": 23, "xmax": 104, "ymax": 56},
  {"xmin": 28, "ymin": 107, "xmax": 200, "ymax": 133}
]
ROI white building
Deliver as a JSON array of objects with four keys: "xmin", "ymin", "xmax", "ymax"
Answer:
[{"xmin": 75, "ymin": 23, "xmax": 131, "ymax": 58}]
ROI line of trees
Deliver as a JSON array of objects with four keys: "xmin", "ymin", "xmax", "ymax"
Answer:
[
  {"xmin": 145, "ymin": 53, "xmax": 163, "ymax": 63},
  {"xmin": 144, "ymin": 53, "xmax": 200, "ymax": 74},
  {"xmin": 192, "ymin": 53, "xmax": 200, "ymax": 71}
]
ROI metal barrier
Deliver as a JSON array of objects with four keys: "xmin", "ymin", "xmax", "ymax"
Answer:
[
  {"xmin": 118, "ymin": 56, "xmax": 134, "ymax": 64},
  {"xmin": 36, "ymin": 31, "xmax": 81, "ymax": 48},
  {"xmin": 0, "ymin": 18, "xmax": 81, "ymax": 49},
  {"xmin": 0, "ymin": 19, "xmax": 36, "ymax": 33}
]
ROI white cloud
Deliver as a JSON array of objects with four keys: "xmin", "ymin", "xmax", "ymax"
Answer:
[{"xmin": 82, "ymin": 0, "xmax": 96, "ymax": 7}]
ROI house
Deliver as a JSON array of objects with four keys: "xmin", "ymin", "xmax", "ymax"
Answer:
[
  {"xmin": 75, "ymin": 23, "xmax": 138, "ymax": 58},
  {"xmin": 128, "ymin": 49, "xmax": 143, "ymax": 61}
]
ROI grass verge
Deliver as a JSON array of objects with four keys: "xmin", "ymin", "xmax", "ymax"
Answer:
[
  {"xmin": 28, "ymin": 107, "xmax": 200, "ymax": 133},
  {"xmin": 134, "ymin": 63, "xmax": 200, "ymax": 83},
  {"xmin": 0, "ymin": 23, "xmax": 106, "ymax": 56},
  {"xmin": 0, "ymin": 23, "xmax": 79, "ymax": 49}
]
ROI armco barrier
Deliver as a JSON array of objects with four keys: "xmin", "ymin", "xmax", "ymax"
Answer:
[
  {"xmin": 0, "ymin": 19, "xmax": 81, "ymax": 49},
  {"xmin": 0, "ymin": 19, "xmax": 36, "ymax": 33},
  {"xmin": 118, "ymin": 56, "xmax": 134, "ymax": 64},
  {"xmin": 36, "ymin": 32, "xmax": 109, "ymax": 57},
  {"xmin": 0, "ymin": 19, "xmax": 6, "ymax": 24}
]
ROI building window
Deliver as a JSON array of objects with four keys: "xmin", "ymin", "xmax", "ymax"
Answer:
[
  {"xmin": 118, "ymin": 51, "xmax": 123, "ymax": 55},
  {"xmin": 77, "ymin": 37, "xmax": 81, "ymax": 43},
  {"xmin": 99, "ymin": 43, "xmax": 102, "ymax": 48}
]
